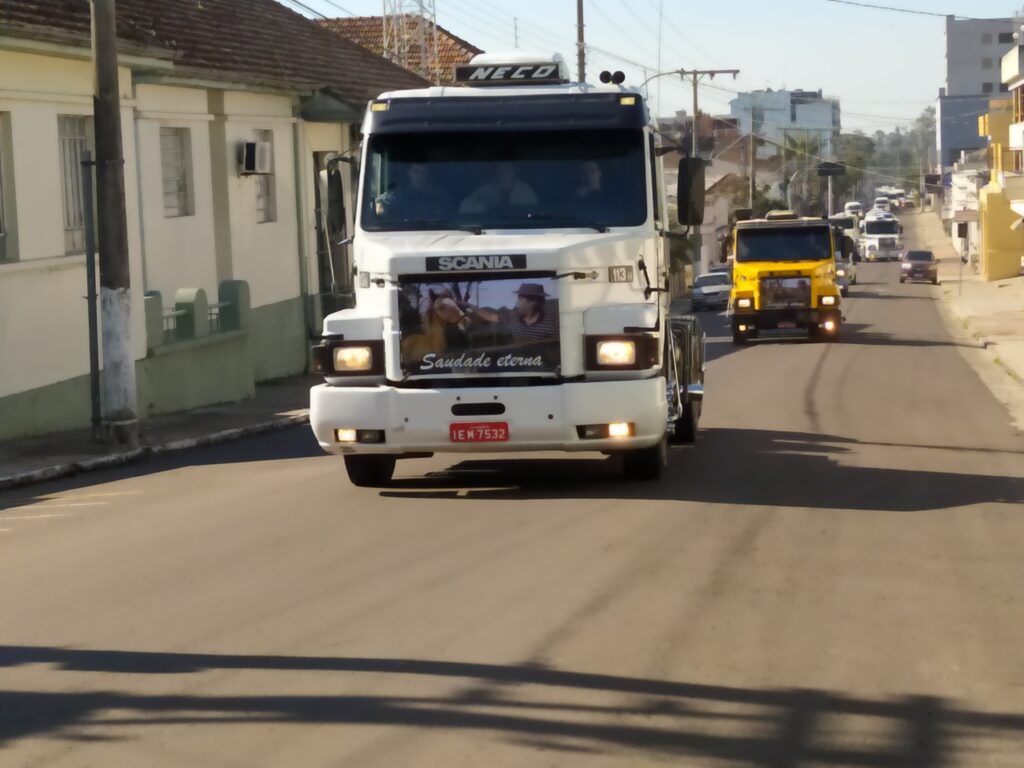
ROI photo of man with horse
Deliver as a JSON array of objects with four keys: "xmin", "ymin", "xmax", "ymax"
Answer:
[{"xmin": 398, "ymin": 278, "xmax": 560, "ymax": 375}]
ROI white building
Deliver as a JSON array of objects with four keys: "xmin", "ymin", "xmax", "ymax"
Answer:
[
  {"xmin": 944, "ymin": 15, "xmax": 1020, "ymax": 97},
  {"xmin": 938, "ymin": 15, "xmax": 1022, "ymax": 169},
  {"xmin": 0, "ymin": 0, "xmax": 426, "ymax": 440},
  {"xmin": 729, "ymin": 89, "xmax": 840, "ymax": 161}
]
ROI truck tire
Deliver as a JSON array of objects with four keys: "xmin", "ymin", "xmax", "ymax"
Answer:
[
  {"xmin": 732, "ymin": 328, "xmax": 748, "ymax": 345},
  {"xmin": 672, "ymin": 402, "xmax": 698, "ymax": 444},
  {"xmin": 621, "ymin": 437, "xmax": 667, "ymax": 481},
  {"xmin": 344, "ymin": 455, "xmax": 396, "ymax": 487}
]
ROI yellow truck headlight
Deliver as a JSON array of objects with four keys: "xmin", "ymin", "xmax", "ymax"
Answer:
[
  {"xmin": 736, "ymin": 297, "xmax": 752, "ymax": 309},
  {"xmin": 596, "ymin": 340, "xmax": 636, "ymax": 366},
  {"xmin": 334, "ymin": 345, "xmax": 373, "ymax": 372},
  {"xmin": 820, "ymin": 295, "xmax": 837, "ymax": 306}
]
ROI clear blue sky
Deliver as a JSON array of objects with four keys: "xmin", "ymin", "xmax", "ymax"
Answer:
[{"xmin": 289, "ymin": 0, "xmax": 1021, "ymax": 132}]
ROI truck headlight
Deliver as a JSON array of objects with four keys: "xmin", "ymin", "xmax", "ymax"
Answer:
[
  {"xmin": 334, "ymin": 345, "xmax": 373, "ymax": 372},
  {"xmin": 867, "ymin": 244, "xmax": 877, "ymax": 251},
  {"xmin": 586, "ymin": 335, "xmax": 657, "ymax": 370},
  {"xmin": 820, "ymin": 295, "xmax": 837, "ymax": 306},
  {"xmin": 836, "ymin": 269, "xmax": 846, "ymax": 277},
  {"xmin": 596, "ymin": 340, "xmax": 636, "ymax": 366},
  {"xmin": 736, "ymin": 297, "xmax": 752, "ymax": 309}
]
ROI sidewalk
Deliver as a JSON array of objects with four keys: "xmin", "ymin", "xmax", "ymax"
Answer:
[
  {"xmin": 909, "ymin": 211, "xmax": 1024, "ymax": 427},
  {"xmin": 912, "ymin": 211, "xmax": 1024, "ymax": 381},
  {"xmin": 0, "ymin": 376, "xmax": 315, "ymax": 490}
]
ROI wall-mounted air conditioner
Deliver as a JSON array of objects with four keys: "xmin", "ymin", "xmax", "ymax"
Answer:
[{"xmin": 239, "ymin": 141, "xmax": 273, "ymax": 175}]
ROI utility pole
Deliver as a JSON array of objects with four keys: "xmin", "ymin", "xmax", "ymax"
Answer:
[
  {"xmin": 91, "ymin": 0, "xmax": 138, "ymax": 446},
  {"xmin": 513, "ymin": 17, "xmax": 518, "ymax": 48},
  {"xmin": 677, "ymin": 68, "xmax": 741, "ymax": 160},
  {"xmin": 576, "ymin": 0, "xmax": 585, "ymax": 83},
  {"xmin": 748, "ymin": 105, "xmax": 756, "ymax": 207}
]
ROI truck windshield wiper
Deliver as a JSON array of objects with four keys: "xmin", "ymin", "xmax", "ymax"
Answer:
[
  {"xmin": 389, "ymin": 219, "xmax": 483, "ymax": 235},
  {"xmin": 521, "ymin": 214, "xmax": 609, "ymax": 233}
]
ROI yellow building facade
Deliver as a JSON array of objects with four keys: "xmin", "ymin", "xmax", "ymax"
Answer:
[{"xmin": 977, "ymin": 98, "xmax": 1022, "ymax": 281}]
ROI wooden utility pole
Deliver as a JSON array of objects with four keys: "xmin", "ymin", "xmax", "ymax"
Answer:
[
  {"xmin": 576, "ymin": 0, "xmax": 585, "ymax": 83},
  {"xmin": 92, "ymin": 0, "xmax": 138, "ymax": 446}
]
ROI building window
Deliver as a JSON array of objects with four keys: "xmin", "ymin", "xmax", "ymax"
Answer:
[
  {"xmin": 982, "ymin": 32, "xmax": 993, "ymax": 44},
  {"xmin": 160, "ymin": 127, "xmax": 193, "ymax": 218},
  {"xmin": 1001, "ymin": 83, "xmax": 1010, "ymax": 93},
  {"xmin": 983, "ymin": 82, "xmax": 995, "ymax": 94},
  {"xmin": 982, "ymin": 57, "xmax": 994, "ymax": 69},
  {"xmin": 58, "ymin": 115, "xmax": 93, "ymax": 254},
  {"xmin": 255, "ymin": 129, "xmax": 276, "ymax": 223},
  {"xmin": 999, "ymin": 32, "xmax": 1015, "ymax": 44}
]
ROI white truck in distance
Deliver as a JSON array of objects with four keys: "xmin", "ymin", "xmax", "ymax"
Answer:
[
  {"xmin": 860, "ymin": 211, "xmax": 903, "ymax": 261},
  {"xmin": 309, "ymin": 53, "xmax": 706, "ymax": 486}
]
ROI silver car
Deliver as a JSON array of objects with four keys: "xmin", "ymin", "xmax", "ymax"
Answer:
[
  {"xmin": 834, "ymin": 256, "xmax": 857, "ymax": 296},
  {"xmin": 691, "ymin": 271, "xmax": 731, "ymax": 312}
]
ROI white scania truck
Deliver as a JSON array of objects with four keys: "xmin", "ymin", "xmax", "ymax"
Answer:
[{"xmin": 309, "ymin": 53, "xmax": 706, "ymax": 486}]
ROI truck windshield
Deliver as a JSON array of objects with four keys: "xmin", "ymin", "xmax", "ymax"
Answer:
[
  {"xmin": 361, "ymin": 129, "xmax": 647, "ymax": 232},
  {"xmin": 865, "ymin": 220, "xmax": 898, "ymax": 235},
  {"xmin": 735, "ymin": 227, "xmax": 831, "ymax": 263},
  {"xmin": 830, "ymin": 217, "xmax": 855, "ymax": 230}
]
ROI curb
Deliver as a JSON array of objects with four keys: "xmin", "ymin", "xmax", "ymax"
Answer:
[{"xmin": 0, "ymin": 412, "xmax": 309, "ymax": 491}]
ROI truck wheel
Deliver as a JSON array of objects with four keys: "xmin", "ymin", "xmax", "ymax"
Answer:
[
  {"xmin": 732, "ymin": 328, "xmax": 748, "ymax": 345},
  {"xmin": 344, "ymin": 455, "xmax": 396, "ymax": 487},
  {"xmin": 621, "ymin": 438, "xmax": 667, "ymax": 481},
  {"xmin": 672, "ymin": 402, "xmax": 698, "ymax": 444}
]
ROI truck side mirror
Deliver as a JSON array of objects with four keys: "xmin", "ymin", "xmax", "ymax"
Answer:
[{"xmin": 677, "ymin": 157, "xmax": 706, "ymax": 226}]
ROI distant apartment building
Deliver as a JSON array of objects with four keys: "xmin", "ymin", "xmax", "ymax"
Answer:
[
  {"xmin": 729, "ymin": 89, "xmax": 840, "ymax": 163},
  {"xmin": 937, "ymin": 15, "xmax": 1021, "ymax": 168}
]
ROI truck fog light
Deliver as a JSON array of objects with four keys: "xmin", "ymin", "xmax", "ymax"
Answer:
[
  {"xmin": 823, "ymin": 320, "xmax": 836, "ymax": 332},
  {"xmin": 335, "ymin": 428, "xmax": 357, "ymax": 443},
  {"xmin": 736, "ymin": 297, "xmax": 752, "ymax": 309},
  {"xmin": 334, "ymin": 345, "xmax": 373, "ymax": 372},
  {"xmin": 821, "ymin": 295, "xmax": 836, "ymax": 306},
  {"xmin": 596, "ymin": 340, "xmax": 636, "ymax": 366},
  {"xmin": 608, "ymin": 422, "xmax": 633, "ymax": 438}
]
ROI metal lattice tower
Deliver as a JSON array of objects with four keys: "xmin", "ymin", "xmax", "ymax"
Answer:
[{"xmin": 382, "ymin": 0, "xmax": 441, "ymax": 83}]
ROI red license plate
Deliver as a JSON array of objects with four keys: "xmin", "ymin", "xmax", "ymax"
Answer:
[
  {"xmin": 777, "ymin": 320, "xmax": 798, "ymax": 329},
  {"xmin": 449, "ymin": 422, "xmax": 510, "ymax": 443}
]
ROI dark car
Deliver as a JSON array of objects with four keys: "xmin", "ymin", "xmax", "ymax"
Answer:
[{"xmin": 900, "ymin": 250, "xmax": 939, "ymax": 285}]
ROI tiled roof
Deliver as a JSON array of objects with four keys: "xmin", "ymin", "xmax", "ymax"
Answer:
[
  {"xmin": 319, "ymin": 15, "xmax": 483, "ymax": 84},
  {"xmin": 0, "ymin": 0, "xmax": 428, "ymax": 105}
]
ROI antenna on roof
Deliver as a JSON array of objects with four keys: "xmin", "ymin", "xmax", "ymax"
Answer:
[{"xmin": 382, "ymin": 0, "xmax": 441, "ymax": 83}]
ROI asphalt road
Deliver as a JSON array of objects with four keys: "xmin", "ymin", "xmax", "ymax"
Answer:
[{"xmin": 2, "ymin": 213, "xmax": 1024, "ymax": 767}]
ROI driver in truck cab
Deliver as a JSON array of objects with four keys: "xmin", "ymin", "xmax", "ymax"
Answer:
[{"xmin": 460, "ymin": 161, "xmax": 538, "ymax": 213}]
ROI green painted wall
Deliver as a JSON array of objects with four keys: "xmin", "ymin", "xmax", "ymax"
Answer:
[
  {"xmin": 0, "ymin": 330, "xmax": 256, "ymax": 442},
  {"xmin": 0, "ymin": 295, "xmax": 311, "ymax": 442},
  {"xmin": 136, "ymin": 330, "xmax": 254, "ymax": 418},
  {"xmin": 0, "ymin": 373, "xmax": 93, "ymax": 440},
  {"xmin": 251, "ymin": 296, "xmax": 307, "ymax": 382}
]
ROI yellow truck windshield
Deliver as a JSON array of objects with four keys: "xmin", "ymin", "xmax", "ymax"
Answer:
[{"xmin": 736, "ymin": 227, "xmax": 831, "ymax": 263}]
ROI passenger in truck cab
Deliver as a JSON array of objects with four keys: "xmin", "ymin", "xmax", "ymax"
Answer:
[
  {"xmin": 574, "ymin": 160, "xmax": 603, "ymax": 199},
  {"xmin": 459, "ymin": 161, "xmax": 538, "ymax": 213},
  {"xmin": 374, "ymin": 162, "xmax": 450, "ymax": 221}
]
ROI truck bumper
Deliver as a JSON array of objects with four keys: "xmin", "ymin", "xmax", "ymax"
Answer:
[
  {"xmin": 732, "ymin": 307, "xmax": 841, "ymax": 333},
  {"xmin": 310, "ymin": 378, "xmax": 669, "ymax": 455}
]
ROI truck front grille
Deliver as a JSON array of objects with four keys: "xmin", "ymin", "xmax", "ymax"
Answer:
[{"xmin": 760, "ymin": 277, "xmax": 811, "ymax": 310}]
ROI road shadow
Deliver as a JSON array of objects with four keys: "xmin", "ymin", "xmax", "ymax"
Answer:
[
  {"xmin": 1, "ymin": 645, "xmax": 1021, "ymax": 764},
  {"xmin": 0, "ymin": 426, "xmax": 325, "ymax": 507},
  {"xmin": 381, "ymin": 428, "xmax": 1024, "ymax": 511}
]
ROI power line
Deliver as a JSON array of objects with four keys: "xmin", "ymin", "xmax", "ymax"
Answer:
[
  {"xmin": 306, "ymin": 0, "xmax": 357, "ymax": 16},
  {"xmin": 823, "ymin": 0, "xmax": 978, "ymax": 19}
]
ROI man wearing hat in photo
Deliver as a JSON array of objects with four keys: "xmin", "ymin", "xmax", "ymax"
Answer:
[{"xmin": 461, "ymin": 282, "xmax": 558, "ymax": 345}]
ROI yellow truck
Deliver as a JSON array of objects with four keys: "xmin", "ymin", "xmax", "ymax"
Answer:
[{"xmin": 729, "ymin": 211, "xmax": 842, "ymax": 345}]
